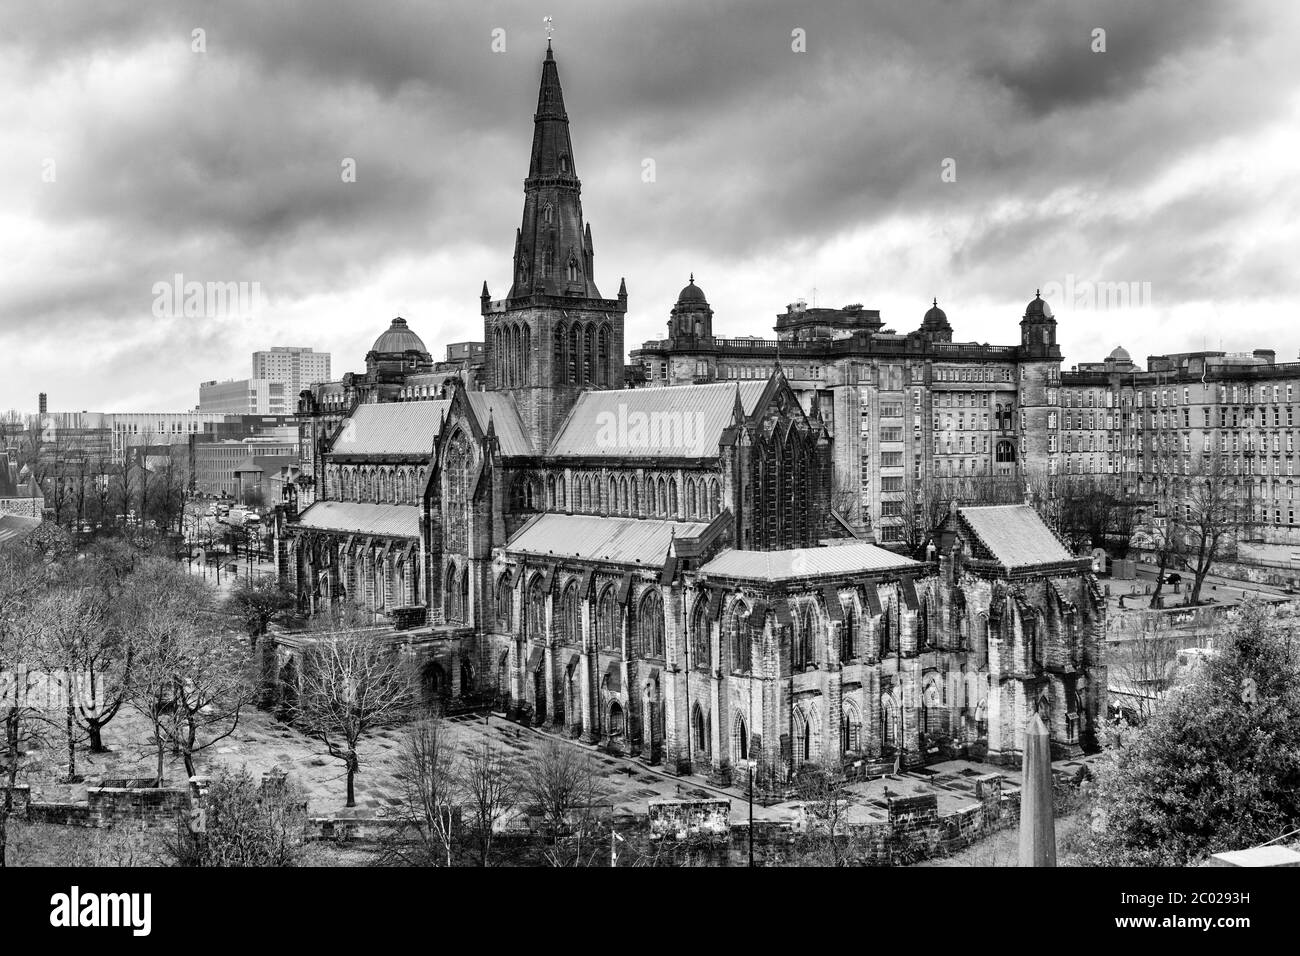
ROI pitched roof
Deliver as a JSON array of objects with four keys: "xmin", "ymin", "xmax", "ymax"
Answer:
[
  {"xmin": 0, "ymin": 513, "xmax": 41, "ymax": 546},
  {"xmin": 548, "ymin": 381, "xmax": 769, "ymax": 459},
  {"xmin": 957, "ymin": 505, "xmax": 1074, "ymax": 568},
  {"xmin": 465, "ymin": 392, "xmax": 533, "ymax": 457},
  {"xmin": 698, "ymin": 542, "xmax": 921, "ymax": 582},
  {"xmin": 295, "ymin": 501, "xmax": 420, "ymax": 538},
  {"xmin": 505, "ymin": 513, "xmax": 708, "ymax": 567},
  {"xmin": 330, "ymin": 400, "xmax": 448, "ymax": 457}
]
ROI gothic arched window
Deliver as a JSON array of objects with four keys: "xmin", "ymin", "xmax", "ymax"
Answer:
[
  {"xmin": 690, "ymin": 596, "xmax": 710, "ymax": 670},
  {"xmin": 729, "ymin": 601, "xmax": 754, "ymax": 673},
  {"xmin": 583, "ymin": 325, "xmax": 593, "ymax": 384},
  {"xmin": 553, "ymin": 323, "xmax": 566, "ymax": 385},
  {"xmin": 637, "ymin": 589, "xmax": 665, "ymax": 659},
  {"xmin": 559, "ymin": 581, "xmax": 581, "ymax": 645},
  {"xmin": 444, "ymin": 431, "xmax": 472, "ymax": 553},
  {"xmin": 597, "ymin": 586, "xmax": 618, "ymax": 650},
  {"xmin": 527, "ymin": 575, "xmax": 547, "ymax": 641},
  {"xmin": 496, "ymin": 572, "xmax": 513, "ymax": 630},
  {"xmin": 597, "ymin": 325, "xmax": 610, "ymax": 387},
  {"xmin": 841, "ymin": 598, "xmax": 857, "ymax": 662},
  {"xmin": 794, "ymin": 603, "xmax": 817, "ymax": 670}
]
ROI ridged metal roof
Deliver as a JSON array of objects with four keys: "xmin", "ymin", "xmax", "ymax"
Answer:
[
  {"xmin": 699, "ymin": 542, "xmax": 920, "ymax": 582},
  {"xmin": 506, "ymin": 513, "xmax": 708, "ymax": 566},
  {"xmin": 330, "ymin": 400, "xmax": 448, "ymax": 457},
  {"xmin": 295, "ymin": 501, "xmax": 420, "ymax": 538},
  {"xmin": 958, "ymin": 505, "xmax": 1074, "ymax": 568},
  {"xmin": 548, "ymin": 381, "xmax": 768, "ymax": 459},
  {"xmin": 466, "ymin": 392, "xmax": 534, "ymax": 457}
]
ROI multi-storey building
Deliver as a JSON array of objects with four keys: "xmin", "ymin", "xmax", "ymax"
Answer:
[
  {"xmin": 252, "ymin": 346, "xmax": 332, "ymax": 397},
  {"xmin": 107, "ymin": 411, "xmax": 235, "ymax": 463},
  {"xmin": 1062, "ymin": 347, "xmax": 1300, "ymax": 540},
  {"xmin": 199, "ymin": 378, "xmax": 290, "ymax": 416},
  {"xmin": 632, "ymin": 291, "xmax": 1064, "ymax": 543}
]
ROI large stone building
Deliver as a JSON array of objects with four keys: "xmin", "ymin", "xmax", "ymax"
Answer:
[
  {"xmin": 276, "ymin": 44, "xmax": 1104, "ymax": 784},
  {"xmin": 632, "ymin": 291, "xmax": 1063, "ymax": 543},
  {"xmin": 1060, "ymin": 347, "xmax": 1300, "ymax": 542}
]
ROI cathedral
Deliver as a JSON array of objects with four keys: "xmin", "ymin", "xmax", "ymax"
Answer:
[{"xmin": 277, "ymin": 44, "xmax": 1105, "ymax": 785}]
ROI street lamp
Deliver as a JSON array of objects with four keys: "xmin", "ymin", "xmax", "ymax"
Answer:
[{"xmin": 741, "ymin": 757, "xmax": 758, "ymax": 867}]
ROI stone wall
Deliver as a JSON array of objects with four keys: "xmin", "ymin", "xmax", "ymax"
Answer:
[
  {"xmin": 648, "ymin": 798, "xmax": 730, "ymax": 839},
  {"xmin": 2, "ymin": 780, "xmax": 196, "ymax": 833},
  {"xmin": 642, "ymin": 772, "xmax": 1018, "ymax": 866}
]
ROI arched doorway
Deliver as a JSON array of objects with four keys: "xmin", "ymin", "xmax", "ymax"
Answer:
[
  {"xmin": 608, "ymin": 701, "xmax": 625, "ymax": 738},
  {"xmin": 422, "ymin": 661, "xmax": 448, "ymax": 712}
]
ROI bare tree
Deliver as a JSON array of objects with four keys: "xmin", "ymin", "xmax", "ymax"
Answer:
[
  {"xmin": 792, "ymin": 756, "xmax": 855, "ymax": 866},
  {"xmin": 1183, "ymin": 456, "xmax": 1238, "ymax": 605},
  {"xmin": 292, "ymin": 630, "xmax": 415, "ymax": 808},
  {"xmin": 382, "ymin": 712, "xmax": 459, "ymax": 866},
  {"xmin": 121, "ymin": 560, "xmax": 251, "ymax": 783},
  {"xmin": 460, "ymin": 738, "xmax": 519, "ymax": 866},
  {"xmin": 0, "ymin": 543, "xmax": 51, "ymax": 867},
  {"xmin": 26, "ymin": 585, "xmax": 107, "ymax": 781},
  {"xmin": 520, "ymin": 736, "xmax": 605, "ymax": 865},
  {"xmin": 1106, "ymin": 628, "xmax": 1184, "ymax": 722}
]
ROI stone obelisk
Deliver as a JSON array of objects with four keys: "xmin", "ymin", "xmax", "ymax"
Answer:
[{"xmin": 1018, "ymin": 712, "xmax": 1057, "ymax": 867}]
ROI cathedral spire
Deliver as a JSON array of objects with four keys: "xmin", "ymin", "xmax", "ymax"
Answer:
[{"xmin": 509, "ymin": 46, "xmax": 600, "ymax": 299}]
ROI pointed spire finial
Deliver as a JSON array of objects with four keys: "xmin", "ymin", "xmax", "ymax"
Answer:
[
  {"xmin": 689, "ymin": 272, "xmax": 694, "ymax": 284},
  {"xmin": 933, "ymin": 297, "xmax": 938, "ymax": 307},
  {"xmin": 1035, "ymin": 288, "xmax": 1041, "ymax": 298},
  {"xmin": 544, "ymin": 16, "xmax": 554, "ymax": 49}
]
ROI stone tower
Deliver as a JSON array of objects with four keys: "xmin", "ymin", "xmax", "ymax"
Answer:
[
  {"xmin": 1017, "ymin": 291, "xmax": 1063, "ymax": 478},
  {"xmin": 482, "ymin": 43, "xmax": 627, "ymax": 451}
]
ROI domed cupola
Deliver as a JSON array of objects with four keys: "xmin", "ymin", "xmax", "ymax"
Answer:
[
  {"xmin": 668, "ymin": 274, "xmax": 714, "ymax": 341},
  {"xmin": 366, "ymin": 316, "xmax": 433, "ymax": 378},
  {"xmin": 371, "ymin": 316, "xmax": 429, "ymax": 355},
  {"xmin": 1019, "ymin": 289, "xmax": 1059, "ymax": 357},
  {"xmin": 920, "ymin": 297, "xmax": 953, "ymax": 342}
]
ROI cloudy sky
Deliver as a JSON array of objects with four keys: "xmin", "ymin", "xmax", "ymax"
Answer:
[{"xmin": 3, "ymin": 0, "xmax": 1299, "ymax": 413}]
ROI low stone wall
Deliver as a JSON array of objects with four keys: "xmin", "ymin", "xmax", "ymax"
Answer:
[
  {"xmin": 648, "ymin": 798, "xmax": 729, "ymax": 839},
  {"xmin": 2, "ymin": 780, "xmax": 194, "ymax": 833},
  {"xmin": 645, "ymin": 772, "xmax": 1020, "ymax": 866},
  {"xmin": 87, "ymin": 785, "xmax": 190, "ymax": 830}
]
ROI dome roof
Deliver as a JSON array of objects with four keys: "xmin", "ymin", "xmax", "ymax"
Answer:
[
  {"xmin": 1024, "ymin": 290, "xmax": 1054, "ymax": 319},
  {"xmin": 676, "ymin": 274, "xmax": 708, "ymax": 307},
  {"xmin": 922, "ymin": 297, "xmax": 950, "ymax": 328},
  {"xmin": 1107, "ymin": 345, "xmax": 1132, "ymax": 363},
  {"xmin": 371, "ymin": 317, "xmax": 428, "ymax": 355}
]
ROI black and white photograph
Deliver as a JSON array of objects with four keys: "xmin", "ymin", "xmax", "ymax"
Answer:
[{"xmin": 1, "ymin": 0, "xmax": 1297, "ymax": 934}]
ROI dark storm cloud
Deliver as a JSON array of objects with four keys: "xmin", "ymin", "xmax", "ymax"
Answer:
[{"xmin": 0, "ymin": 0, "xmax": 1297, "ymax": 410}]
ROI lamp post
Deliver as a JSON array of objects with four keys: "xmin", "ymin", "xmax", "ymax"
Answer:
[{"xmin": 742, "ymin": 757, "xmax": 758, "ymax": 867}]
